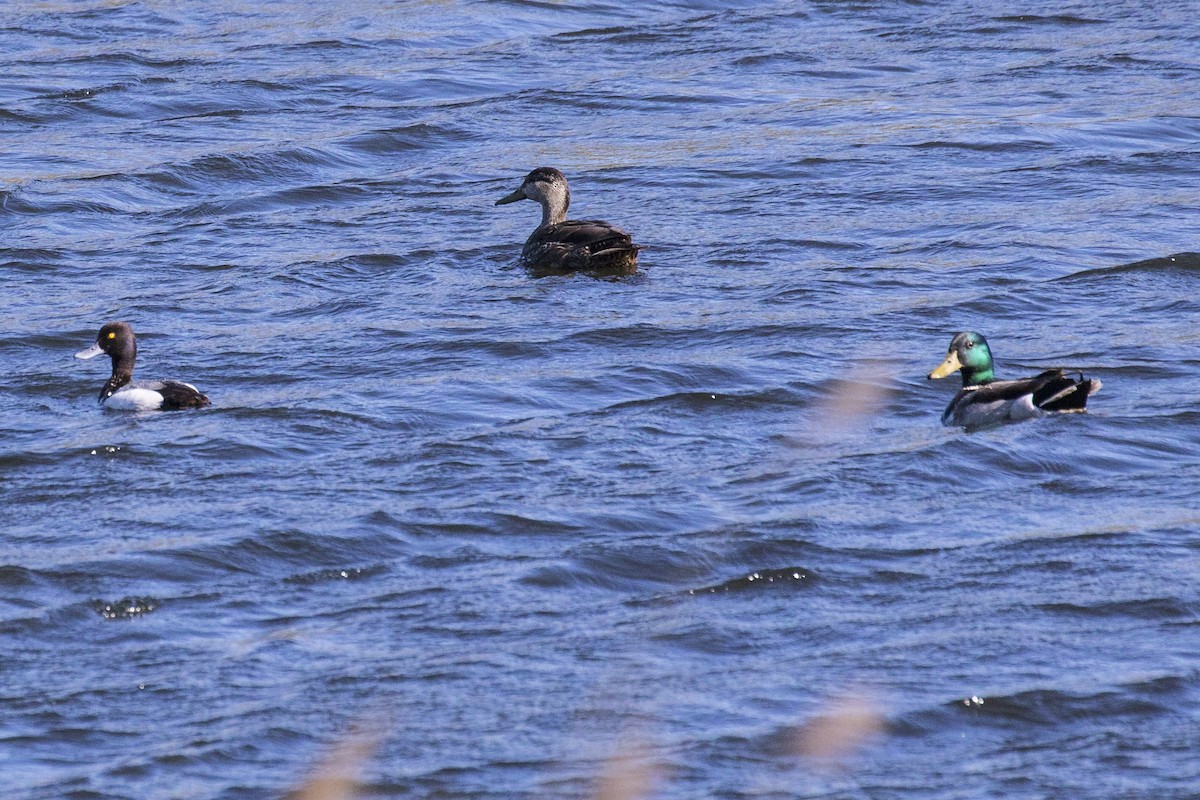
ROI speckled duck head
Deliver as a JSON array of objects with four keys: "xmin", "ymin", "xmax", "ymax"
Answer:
[
  {"xmin": 495, "ymin": 167, "xmax": 571, "ymax": 228},
  {"xmin": 76, "ymin": 321, "xmax": 138, "ymax": 377},
  {"xmin": 928, "ymin": 331, "xmax": 996, "ymax": 387}
]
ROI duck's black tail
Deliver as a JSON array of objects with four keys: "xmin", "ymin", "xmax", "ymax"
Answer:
[{"xmin": 1033, "ymin": 370, "xmax": 1102, "ymax": 412}]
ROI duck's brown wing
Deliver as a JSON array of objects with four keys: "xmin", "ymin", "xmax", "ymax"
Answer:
[
  {"xmin": 524, "ymin": 220, "xmax": 641, "ymax": 272},
  {"xmin": 966, "ymin": 370, "xmax": 1097, "ymax": 410},
  {"xmin": 540, "ymin": 220, "xmax": 636, "ymax": 251},
  {"xmin": 966, "ymin": 371, "xmax": 1066, "ymax": 404},
  {"xmin": 953, "ymin": 369, "xmax": 1100, "ymax": 421}
]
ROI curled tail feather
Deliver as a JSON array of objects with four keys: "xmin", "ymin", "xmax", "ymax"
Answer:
[{"xmin": 1034, "ymin": 372, "xmax": 1101, "ymax": 413}]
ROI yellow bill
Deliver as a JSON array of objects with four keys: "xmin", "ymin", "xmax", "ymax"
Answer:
[{"xmin": 927, "ymin": 349, "xmax": 962, "ymax": 379}]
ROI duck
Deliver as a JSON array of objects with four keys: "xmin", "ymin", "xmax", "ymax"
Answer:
[
  {"xmin": 495, "ymin": 167, "xmax": 641, "ymax": 275},
  {"xmin": 75, "ymin": 321, "xmax": 210, "ymax": 411},
  {"xmin": 927, "ymin": 331, "xmax": 1100, "ymax": 429}
]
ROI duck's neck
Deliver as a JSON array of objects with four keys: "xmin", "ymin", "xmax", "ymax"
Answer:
[
  {"xmin": 108, "ymin": 342, "xmax": 136, "ymax": 383},
  {"xmin": 960, "ymin": 363, "xmax": 995, "ymax": 387},
  {"xmin": 100, "ymin": 372, "xmax": 132, "ymax": 401},
  {"xmin": 536, "ymin": 182, "xmax": 569, "ymax": 228}
]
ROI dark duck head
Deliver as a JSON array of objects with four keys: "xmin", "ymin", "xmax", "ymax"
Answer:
[
  {"xmin": 76, "ymin": 321, "xmax": 138, "ymax": 398},
  {"xmin": 927, "ymin": 331, "xmax": 996, "ymax": 387},
  {"xmin": 494, "ymin": 167, "xmax": 640, "ymax": 276}
]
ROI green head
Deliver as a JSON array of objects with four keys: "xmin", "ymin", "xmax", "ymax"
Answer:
[{"xmin": 927, "ymin": 331, "xmax": 996, "ymax": 387}]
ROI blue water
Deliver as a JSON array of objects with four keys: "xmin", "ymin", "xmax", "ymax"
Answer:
[{"xmin": 3, "ymin": 1, "xmax": 1199, "ymax": 798}]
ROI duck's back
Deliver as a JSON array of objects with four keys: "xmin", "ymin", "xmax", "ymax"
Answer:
[
  {"xmin": 523, "ymin": 219, "xmax": 639, "ymax": 274},
  {"xmin": 105, "ymin": 379, "xmax": 210, "ymax": 411},
  {"xmin": 945, "ymin": 369, "xmax": 1099, "ymax": 427},
  {"xmin": 153, "ymin": 380, "xmax": 211, "ymax": 410}
]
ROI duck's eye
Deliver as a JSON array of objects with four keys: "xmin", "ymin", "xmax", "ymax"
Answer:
[
  {"xmin": 107, "ymin": 332, "xmax": 116, "ymax": 339},
  {"xmin": 965, "ymin": 342, "xmax": 974, "ymax": 348}
]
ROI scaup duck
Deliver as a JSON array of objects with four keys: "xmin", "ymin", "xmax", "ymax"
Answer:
[
  {"xmin": 495, "ymin": 167, "xmax": 641, "ymax": 276},
  {"xmin": 928, "ymin": 331, "xmax": 1100, "ymax": 428},
  {"xmin": 76, "ymin": 321, "xmax": 210, "ymax": 411}
]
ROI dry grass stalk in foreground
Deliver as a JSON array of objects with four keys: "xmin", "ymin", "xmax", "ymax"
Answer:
[
  {"xmin": 286, "ymin": 727, "xmax": 381, "ymax": 800},
  {"xmin": 814, "ymin": 363, "xmax": 893, "ymax": 434},
  {"xmin": 794, "ymin": 691, "xmax": 886, "ymax": 768},
  {"xmin": 594, "ymin": 740, "xmax": 659, "ymax": 800}
]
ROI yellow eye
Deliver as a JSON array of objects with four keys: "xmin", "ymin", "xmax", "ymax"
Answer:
[{"xmin": 107, "ymin": 332, "xmax": 116, "ymax": 339}]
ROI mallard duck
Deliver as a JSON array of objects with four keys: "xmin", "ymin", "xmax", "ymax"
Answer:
[
  {"xmin": 495, "ymin": 167, "xmax": 641, "ymax": 275},
  {"xmin": 76, "ymin": 321, "xmax": 210, "ymax": 411},
  {"xmin": 927, "ymin": 331, "xmax": 1100, "ymax": 428}
]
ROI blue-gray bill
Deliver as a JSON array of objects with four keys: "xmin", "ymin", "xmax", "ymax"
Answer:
[{"xmin": 75, "ymin": 342, "xmax": 104, "ymax": 359}]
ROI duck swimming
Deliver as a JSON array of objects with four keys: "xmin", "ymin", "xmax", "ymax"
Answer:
[
  {"xmin": 927, "ymin": 331, "xmax": 1100, "ymax": 429},
  {"xmin": 76, "ymin": 321, "xmax": 210, "ymax": 411},
  {"xmin": 495, "ymin": 167, "xmax": 641, "ymax": 276}
]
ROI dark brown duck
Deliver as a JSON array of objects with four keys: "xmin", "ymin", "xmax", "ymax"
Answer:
[{"xmin": 495, "ymin": 167, "xmax": 641, "ymax": 276}]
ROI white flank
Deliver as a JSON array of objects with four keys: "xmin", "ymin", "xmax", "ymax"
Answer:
[
  {"xmin": 104, "ymin": 388, "xmax": 164, "ymax": 411},
  {"xmin": 1009, "ymin": 393, "xmax": 1041, "ymax": 421}
]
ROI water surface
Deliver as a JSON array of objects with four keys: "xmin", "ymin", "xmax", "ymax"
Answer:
[{"xmin": 2, "ymin": 1, "xmax": 1199, "ymax": 798}]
